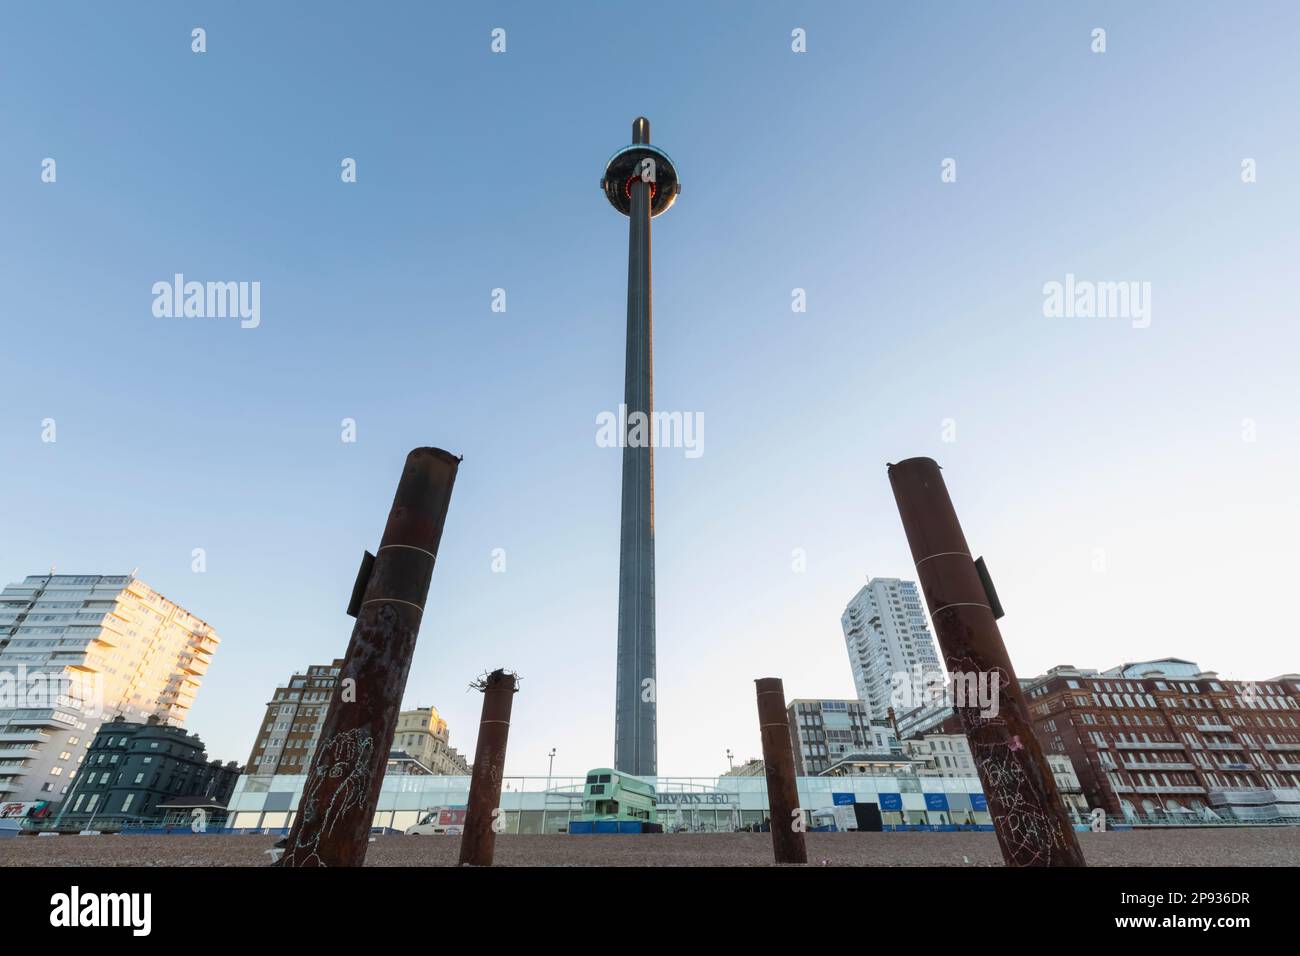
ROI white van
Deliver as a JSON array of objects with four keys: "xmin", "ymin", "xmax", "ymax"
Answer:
[{"xmin": 405, "ymin": 808, "xmax": 465, "ymax": 836}]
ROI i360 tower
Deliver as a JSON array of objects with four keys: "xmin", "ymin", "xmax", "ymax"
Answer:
[{"xmin": 601, "ymin": 117, "xmax": 680, "ymax": 777}]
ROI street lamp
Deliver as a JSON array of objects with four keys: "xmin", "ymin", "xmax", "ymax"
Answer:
[
  {"xmin": 726, "ymin": 749, "xmax": 734, "ymax": 770},
  {"xmin": 547, "ymin": 748, "xmax": 556, "ymax": 789}
]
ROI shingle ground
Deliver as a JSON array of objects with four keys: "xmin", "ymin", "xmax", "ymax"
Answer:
[{"xmin": 3, "ymin": 827, "xmax": 1298, "ymax": 866}]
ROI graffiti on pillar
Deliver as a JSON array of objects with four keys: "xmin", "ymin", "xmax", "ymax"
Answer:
[
  {"xmin": 952, "ymin": 656, "xmax": 1073, "ymax": 866},
  {"xmin": 281, "ymin": 728, "xmax": 375, "ymax": 867}
]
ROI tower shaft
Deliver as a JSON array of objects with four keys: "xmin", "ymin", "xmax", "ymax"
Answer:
[{"xmin": 614, "ymin": 165, "xmax": 656, "ymax": 776}]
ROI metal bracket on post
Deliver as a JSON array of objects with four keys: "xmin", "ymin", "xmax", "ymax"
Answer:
[
  {"xmin": 346, "ymin": 551, "xmax": 375, "ymax": 618},
  {"xmin": 974, "ymin": 556, "xmax": 1005, "ymax": 620}
]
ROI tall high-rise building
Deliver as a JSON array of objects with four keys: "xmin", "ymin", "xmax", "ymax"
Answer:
[
  {"xmin": 0, "ymin": 573, "xmax": 219, "ymax": 805},
  {"xmin": 602, "ymin": 117, "xmax": 680, "ymax": 777},
  {"xmin": 245, "ymin": 659, "xmax": 343, "ymax": 775},
  {"xmin": 841, "ymin": 577, "xmax": 942, "ymax": 720}
]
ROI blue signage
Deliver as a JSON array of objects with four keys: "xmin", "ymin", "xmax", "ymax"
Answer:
[
  {"xmin": 970, "ymin": 794, "xmax": 988, "ymax": 812},
  {"xmin": 831, "ymin": 792, "xmax": 855, "ymax": 806},
  {"xmin": 924, "ymin": 792, "xmax": 950, "ymax": 811},
  {"xmin": 878, "ymin": 793, "xmax": 903, "ymax": 812}
]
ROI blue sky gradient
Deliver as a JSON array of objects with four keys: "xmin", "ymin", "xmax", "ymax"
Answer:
[{"xmin": 2, "ymin": 2, "xmax": 1297, "ymax": 775}]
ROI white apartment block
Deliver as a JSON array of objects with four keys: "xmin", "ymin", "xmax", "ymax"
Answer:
[
  {"xmin": 0, "ymin": 573, "xmax": 219, "ymax": 805},
  {"xmin": 905, "ymin": 733, "xmax": 975, "ymax": 776},
  {"xmin": 841, "ymin": 577, "xmax": 942, "ymax": 720},
  {"xmin": 788, "ymin": 699, "xmax": 899, "ymax": 775}
]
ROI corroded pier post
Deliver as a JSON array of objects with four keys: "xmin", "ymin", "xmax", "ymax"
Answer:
[
  {"xmin": 887, "ymin": 457, "xmax": 1085, "ymax": 867},
  {"xmin": 458, "ymin": 669, "xmax": 519, "ymax": 866},
  {"xmin": 275, "ymin": 447, "xmax": 460, "ymax": 867},
  {"xmin": 755, "ymin": 677, "xmax": 807, "ymax": 864}
]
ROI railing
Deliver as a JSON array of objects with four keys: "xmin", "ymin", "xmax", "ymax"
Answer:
[
  {"xmin": 1207, "ymin": 788, "xmax": 1274, "ymax": 806},
  {"xmin": 1123, "ymin": 813, "xmax": 1298, "ymax": 829},
  {"xmin": 19, "ymin": 813, "xmax": 169, "ymax": 834}
]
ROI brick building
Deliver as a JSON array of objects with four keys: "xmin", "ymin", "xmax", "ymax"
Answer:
[
  {"xmin": 246, "ymin": 661, "xmax": 470, "ymax": 777},
  {"xmin": 1022, "ymin": 659, "xmax": 1300, "ymax": 823},
  {"xmin": 246, "ymin": 659, "xmax": 343, "ymax": 775}
]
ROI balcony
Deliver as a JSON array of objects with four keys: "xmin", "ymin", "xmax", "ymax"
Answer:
[
  {"xmin": 1203, "ymin": 742, "xmax": 1244, "ymax": 751},
  {"xmin": 10, "ymin": 710, "xmax": 74, "ymax": 728},
  {"xmin": 1114, "ymin": 784, "xmax": 1206, "ymax": 795},
  {"xmin": 0, "ymin": 731, "xmax": 50, "ymax": 743},
  {"xmin": 1208, "ymin": 788, "xmax": 1274, "ymax": 806},
  {"xmin": 1113, "ymin": 741, "xmax": 1184, "ymax": 750},
  {"xmin": 1123, "ymin": 761, "xmax": 1197, "ymax": 771},
  {"xmin": 1273, "ymin": 762, "xmax": 1300, "ymax": 771},
  {"xmin": 1194, "ymin": 722, "xmax": 1233, "ymax": 733},
  {"xmin": 1264, "ymin": 742, "xmax": 1300, "ymax": 752}
]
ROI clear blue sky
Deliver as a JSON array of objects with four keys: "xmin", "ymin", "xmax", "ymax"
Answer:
[{"xmin": 2, "ymin": 2, "xmax": 1297, "ymax": 776}]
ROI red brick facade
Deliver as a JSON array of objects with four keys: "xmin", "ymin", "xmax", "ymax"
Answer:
[{"xmin": 1022, "ymin": 665, "xmax": 1300, "ymax": 820}]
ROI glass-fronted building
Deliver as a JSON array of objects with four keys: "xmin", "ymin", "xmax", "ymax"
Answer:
[{"xmin": 224, "ymin": 770, "xmax": 995, "ymax": 834}]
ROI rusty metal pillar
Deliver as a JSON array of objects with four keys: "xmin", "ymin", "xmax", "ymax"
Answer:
[
  {"xmin": 458, "ymin": 669, "xmax": 518, "ymax": 866},
  {"xmin": 888, "ymin": 457, "xmax": 1085, "ymax": 867},
  {"xmin": 275, "ymin": 447, "xmax": 460, "ymax": 868},
  {"xmin": 754, "ymin": 677, "xmax": 807, "ymax": 864}
]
